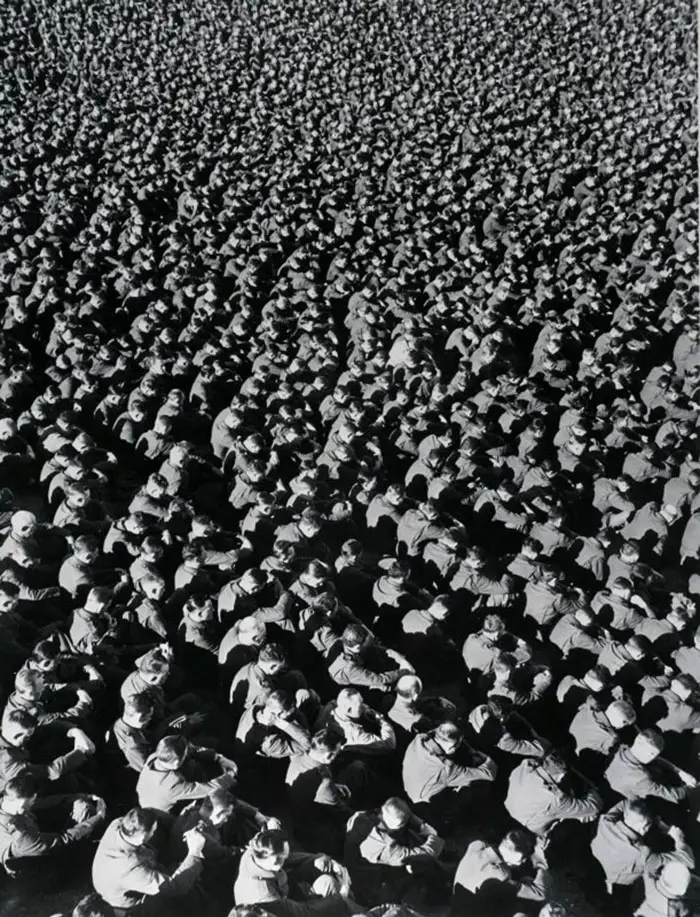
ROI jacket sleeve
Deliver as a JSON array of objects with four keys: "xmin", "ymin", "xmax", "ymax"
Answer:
[
  {"xmin": 443, "ymin": 754, "xmax": 498, "ymax": 789},
  {"xmin": 43, "ymin": 749, "xmax": 89, "ymax": 782},
  {"xmin": 123, "ymin": 852, "xmax": 204, "ymax": 898},
  {"xmin": 7, "ymin": 813, "xmax": 100, "ymax": 859}
]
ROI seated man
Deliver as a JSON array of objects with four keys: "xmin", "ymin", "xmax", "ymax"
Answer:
[
  {"xmin": 452, "ymin": 829, "xmax": 551, "ymax": 917},
  {"xmin": 286, "ymin": 729, "xmax": 353, "ymax": 858},
  {"xmin": 0, "ymin": 709, "xmax": 95, "ymax": 793},
  {"xmin": 234, "ymin": 828, "xmax": 351, "ymax": 912},
  {"xmin": 0, "ymin": 773, "xmax": 105, "ymax": 875},
  {"xmin": 230, "ymin": 643, "xmax": 314, "ymax": 718},
  {"xmin": 382, "ymin": 675, "xmax": 456, "ymax": 747},
  {"xmin": 136, "ymin": 735, "xmax": 238, "ymax": 814},
  {"xmin": 504, "ymin": 752, "xmax": 603, "ymax": 840},
  {"xmin": 327, "ymin": 624, "xmax": 412, "ymax": 696},
  {"xmin": 92, "ymin": 806, "xmax": 207, "ymax": 912},
  {"xmin": 605, "ymin": 729, "xmax": 696, "ymax": 804},
  {"xmin": 345, "ymin": 796, "xmax": 445, "ymax": 908},
  {"xmin": 236, "ymin": 691, "xmax": 310, "ymax": 776},
  {"xmin": 591, "ymin": 799, "xmax": 694, "ymax": 895},
  {"xmin": 402, "ymin": 722, "xmax": 497, "ymax": 828}
]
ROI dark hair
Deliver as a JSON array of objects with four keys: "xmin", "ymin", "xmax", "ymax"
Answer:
[
  {"xmin": 0, "ymin": 581, "xmax": 20, "ymax": 599},
  {"xmin": 258, "ymin": 643, "xmax": 287, "ymax": 665},
  {"xmin": 155, "ymin": 735, "xmax": 189, "ymax": 767},
  {"xmin": 3, "ymin": 772, "xmax": 38, "ymax": 800},
  {"xmin": 503, "ymin": 829, "xmax": 536, "ymax": 856},
  {"xmin": 120, "ymin": 807, "xmax": 158, "ymax": 840},
  {"xmin": 250, "ymin": 828, "xmax": 289, "ymax": 859},
  {"xmin": 309, "ymin": 728, "xmax": 345, "ymax": 756},
  {"xmin": 124, "ymin": 692, "xmax": 155, "ymax": 716}
]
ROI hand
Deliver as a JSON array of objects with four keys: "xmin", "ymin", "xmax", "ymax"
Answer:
[
  {"xmin": 75, "ymin": 688, "xmax": 94, "ymax": 708},
  {"xmin": 218, "ymin": 757, "xmax": 238, "ymax": 777},
  {"xmin": 679, "ymin": 770, "xmax": 697, "ymax": 788},
  {"xmin": 313, "ymin": 855, "xmax": 336, "ymax": 874},
  {"xmin": 265, "ymin": 817, "xmax": 283, "ymax": 831},
  {"xmin": 295, "ymin": 688, "xmax": 312, "ymax": 706},
  {"xmin": 85, "ymin": 665, "xmax": 103, "ymax": 682},
  {"xmin": 158, "ymin": 643, "xmax": 174, "ymax": 661},
  {"xmin": 71, "ymin": 798, "xmax": 95, "ymax": 823},
  {"xmin": 184, "ymin": 826, "xmax": 207, "ymax": 858},
  {"xmin": 68, "ymin": 728, "xmax": 96, "ymax": 755}
]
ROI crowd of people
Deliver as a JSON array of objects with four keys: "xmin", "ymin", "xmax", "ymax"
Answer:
[{"xmin": 0, "ymin": 0, "xmax": 697, "ymax": 915}]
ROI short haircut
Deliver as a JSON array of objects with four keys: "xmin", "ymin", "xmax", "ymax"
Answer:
[
  {"xmin": 503, "ymin": 828, "xmax": 535, "ymax": 856},
  {"xmin": 124, "ymin": 692, "xmax": 155, "ymax": 716},
  {"xmin": 4, "ymin": 772, "xmax": 38, "ymax": 801},
  {"xmin": 155, "ymin": 735, "xmax": 189, "ymax": 767},
  {"xmin": 309, "ymin": 728, "xmax": 345, "ymax": 755},
  {"xmin": 4, "ymin": 708, "xmax": 38, "ymax": 731},
  {"xmin": 250, "ymin": 828, "xmax": 289, "ymax": 859},
  {"xmin": 258, "ymin": 643, "xmax": 287, "ymax": 665},
  {"xmin": 120, "ymin": 807, "xmax": 158, "ymax": 840}
]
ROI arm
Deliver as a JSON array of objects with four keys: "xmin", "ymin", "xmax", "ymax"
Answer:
[
  {"xmin": 7, "ymin": 811, "xmax": 102, "ymax": 859},
  {"xmin": 123, "ymin": 853, "xmax": 204, "ymax": 899},
  {"xmin": 443, "ymin": 753, "xmax": 498, "ymax": 789}
]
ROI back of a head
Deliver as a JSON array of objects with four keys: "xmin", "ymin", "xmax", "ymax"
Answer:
[
  {"xmin": 155, "ymin": 735, "xmax": 189, "ymax": 768},
  {"xmin": 120, "ymin": 807, "xmax": 158, "ymax": 842},
  {"xmin": 3, "ymin": 772, "xmax": 38, "ymax": 803},
  {"xmin": 250, "ymin": 828, "xmax": 289, "ymax": 859},
  {"xmin": 310, "ymin": 727, "xmax": 345, "ymax": 757},
  {"xmin": 125, "ymin": 692, "xmax": 155, "ymax": 718},
  {"xmin": 258, "ymin": 642, "xmax": 287, "ymax": 666}
]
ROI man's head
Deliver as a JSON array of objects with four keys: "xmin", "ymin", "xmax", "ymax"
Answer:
[
  {"xmin": 204, "ymin": 788, "xmax": 236, "ymax": 826},
  {"xmin": 263, "ymin": 690, "xmax": 296, "ymax": 722},
  {"xmin": 622, "ymin": 799, "xmax": 652, "ymax": 837},
  {"xmin": 137, "ymin": 650, "xmax": 171, "ymax": 686},
  {"xmin": 482, "ymin": 614, "xmax": 505, "ymax": 637},
  {"xmin": 336, "ymin": 688, "xmax": 364, "ymax": 720},
  {"xmin": 583, "ymin": 665, "xmax": 610, "ymax": 693},
  {"xmin": 237, "ymin": 617, "xmax": 266, "ymax": 648},
  {"xmin": 308, "ymin": 728, "xmax": 345, "ymax": 764},
  {"xmin": 631, "ymin": 729, "xmax": 665, "ymax": 764},
  {"xmin": 428, "ymin": 596, "xmax": 451, "ymax": 621},
  {"xmin": 626, "ymin": 635, "xmax": 651, "ymax": 661},
  {"xmin": 1, "ymin": 773, "xmax": 38, "ymax": 815},
  {"xmin": 123, "ymin": 693, "xmax": 155, "ymax": 729},
  {"xmin": 498, "ymin": 829, "xmax": 534, "ymax": 866},
  {"xmin": 0, "ymin": 581, "xmax": 20, "ymax": 614},
  {"xmin": 2, "ymin": 709, "xmax": 38, "ymax": 747},
  {"xmin": 670, "ymin": 674, "xmax": 697, "ymax": 703},
  {"xmin": 249, "ymin": 829, "xmax": 290, "ymax": 871},
  {"xmin": 119, "ymin": 807, "xmax": 159, "ymax": 846},
  {"xmin": 239, "ymin": 568, "xmax": 266, "ymax": 595},
  {"xmin": 74, "ymin": 535, "xmax": 99, "ymax": 564},
  {"xmin": 154, "ymin": 735, "xmax": 190, "ymax": 770},
  {"xmin": 380, "ymin": 797, "xmax": 411, "ymax": 833},
  {"xmin": 434, "ymin": 721, "xmax": 463, "ymax": 755},
  {"xmin": 605, "ymin": 700, "xmax": 636, "ymax": 730},
  {"xmin": 298, "ymin": 510, "xmax": 323, "ymax": 539},
  {"xmin": 256, "ymin": 643, "xmax": 287, "ymax": 676},
  {"xmin": 540, "ymin": 752, "xmax": 568, "ymax": 784},
  {"xmin": 341, "ymin": 623, "xmax": 368, "ymax": 657},
  {"xmin": 396, "ymin": 674, "xmax": 423, "ymax": 704},
  {"xmin": 10, "ymin": 511, "xmax": 36, "ymax": 538},
  {"xmin": 657, "ymin": 860, "xmax": 692, "ymax": 898}
]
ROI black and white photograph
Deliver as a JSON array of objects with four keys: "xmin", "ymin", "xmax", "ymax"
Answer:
[{"xmin": 0, "ymin": 0, "xmax": 697, "ymax": 915}]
